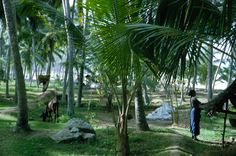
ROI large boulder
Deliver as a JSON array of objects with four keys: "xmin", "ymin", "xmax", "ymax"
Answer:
[{"xmin": 51, "ymin": 118, "xmax": 96, "ymax": 143}]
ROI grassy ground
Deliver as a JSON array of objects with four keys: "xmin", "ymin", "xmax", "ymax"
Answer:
[{"xmin": 1, "ymin": 83, "xmax": 236, "ymax": 156}]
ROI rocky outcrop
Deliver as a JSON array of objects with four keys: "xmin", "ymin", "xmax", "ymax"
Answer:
[{"xmin": 51, "ymin": 118, "xmax": 96, "ymax": 143}]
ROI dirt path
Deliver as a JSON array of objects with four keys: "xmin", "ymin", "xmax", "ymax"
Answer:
[
  {"xmin": 0, "ymin": 99, "xmax": 37, "ymax": 114},
  {"xmin": 0, "ymin": 107, "xmax": 17, "ymax": 114}
]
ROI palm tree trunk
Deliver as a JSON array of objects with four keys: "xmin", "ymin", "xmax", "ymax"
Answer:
[
  {"xmin": 62, "ymin": 0, "xmax": 75, "ymax": 116},
  {"xmin": 2, "ymin": 0, "xmax": 30, "ymax": 132},
  {"xmin": 142, "ymin": 82, "xmax": 150, "ymax": 105},
  {"xmin": 77, "ymin": 0, "xmax": 87, "ymax": 108},
  {"xmin": 192, "ymin": 61, "xmax": 197, "ymax": 90},
  {"xmin": 0, "ymin": 27, "xmax": 3, "ymax": 56},
  {"xmin": 180, "ymin": 80, "xmax": 186, "ymax": 104},
  {"xmin": 116, "ymin": 122, "xmax": 129, "ymax": 156},
  {"xmin": 76, "ymin": 50, "xmax": 85, "ymax": 107},
  {"xmin": 135, "ymin": 83, "xmax": 150, "ymax": 131},
  {"xmin": 227, "ymin": 48, "xmax": 235, "ymax": 86},
  {"xmin": 116, "ymin": 77, "xmax": 130, "ymax": 156},
  {"xmin": 212, "ymin": 52, "xmax": 224, "ymax": 90},
  {"xmin": 228, "ymin": 58, "xmax": 233, "ymax": 87},
  {"xmin": 186, "ymin": 75, "xmax": 191, "ymax": 93},
  {"xmin": 5, "ymin": 48, "xmax": 11, "ymax": 98},
  {"xmin": 30, "ymin": 36, "xmax": 36, "ymax": 86},
  {"xmin": 207, "ymin": 40, "xmax": 213, "ymax": 101},
  {"xmin": 46, "ymin": 51, "xmax": 53, "ymax": 75},
  {"xmin": 62, "ymin": 54, "xmax": 69, "ymax": 105}
]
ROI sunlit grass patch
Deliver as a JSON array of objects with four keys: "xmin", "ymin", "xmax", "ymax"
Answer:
[{"xmin": 0, "ymin": 113, "xmax": 16, "ymax": 121}]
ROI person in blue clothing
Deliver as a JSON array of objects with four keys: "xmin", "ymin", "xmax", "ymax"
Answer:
[{"xmin": 188, "ymin": 89, "xmax": 202, "ymax": 140}]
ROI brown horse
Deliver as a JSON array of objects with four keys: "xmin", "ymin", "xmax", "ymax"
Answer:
[{"xmin": 40, "ymin": 97, "xmax": 59, "ymax": 122}]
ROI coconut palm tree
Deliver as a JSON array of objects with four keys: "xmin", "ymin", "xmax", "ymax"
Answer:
[
  {"xmin": 86, "ymin": 0, "xmax": 153, "ymax": 154},
  {"xmin": 126, "ymin": 0, "xmax": 236, "ymax": 112},
  {"xmin": 89, "ymin": 0, "xmax": 235, "ymax": 154},
  {"xmin": 2, "ymin": 0, "xmax": 31, "ymax": 132},
  {"xmin": 62, "ymin": 0, "xmax": 76, "ymax": 116}
]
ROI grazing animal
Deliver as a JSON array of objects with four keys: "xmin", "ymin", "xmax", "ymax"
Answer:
[
  {"xmin": 38, "ymin": 75, "xmax": 50, "ymax": 92},
  {"xmin": 40, "ymin": 97, "xmax": 59, "ymax": 122}
]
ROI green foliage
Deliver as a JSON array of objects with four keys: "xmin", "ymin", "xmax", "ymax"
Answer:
[{"xmin": 198, "ymin": 63, "xmax": 217, "ymax": 84}]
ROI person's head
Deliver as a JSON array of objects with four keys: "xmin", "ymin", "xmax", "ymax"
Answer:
[{"xmin": 188, "ymin": 89, "xmax": 196, "ymax": 97}]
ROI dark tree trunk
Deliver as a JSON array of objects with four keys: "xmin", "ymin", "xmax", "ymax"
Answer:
[
  {"xmin": 116, "ymin": 122, "xmax": 129, "ymax": 156},
  {"xmin": 76, "ymin": 49, "xmax": 85, "ymax": 107},
  {"xmin": 180, "ymin": 81, "xmax": 186, "ymax": 104},
  {"xmin": 192, "ymin": 61, "xmax": 197, "ymax": 90},
  {"xmin": 116, "ymin": 78, "xmax": 130, "ymax": 156},
  {"xmin": 2, "ymin": 0, "xmax": 30, "ymax": 132},
  {"xmin": 135, "ymin": 83, "xmax": 150, "ymax": 131},
  {"xmin": 106, "ymin": 92, "xmax": 113, "ymax": 112},
  {"xmin": 5, "ymin": 48, "xmax": 11, "ymax": 98}
]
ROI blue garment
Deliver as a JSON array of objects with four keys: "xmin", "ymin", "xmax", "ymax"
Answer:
[{"xmin": 190, "ymin": 96, "xmax": 201, "ymax": 137}]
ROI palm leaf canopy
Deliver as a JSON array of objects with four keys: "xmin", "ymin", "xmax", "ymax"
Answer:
[
  {"xmin": 17, "ymin": 0, "xmax": 84, "ymax": 47},
  {"xmin": 124, "ymin": 0, "xmax": 236, "ymax": 81}
]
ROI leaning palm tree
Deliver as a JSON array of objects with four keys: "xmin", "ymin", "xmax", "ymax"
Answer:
[{"xmin": 2, "ymin": 0, "xmax": 30, "ymax": 132}]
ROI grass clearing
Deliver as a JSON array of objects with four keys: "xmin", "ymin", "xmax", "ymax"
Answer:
[{"xmin": 1, "ymin": 85, "xmax": 236, "ymax": 155}]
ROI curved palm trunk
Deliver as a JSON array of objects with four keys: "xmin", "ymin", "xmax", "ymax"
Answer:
[
  {"xmin": 2, "ymin": 0, "xmax": 30, "ymax": 132},
  {"xmin": 135, "ymin": 83, "xmax": 150, "ymax": 131}
]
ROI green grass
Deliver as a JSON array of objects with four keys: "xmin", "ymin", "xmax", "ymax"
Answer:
[
  {"xmin": 1, "ymin": 84, "xmax": 236, "ymax": 156},
  {"xmin": 1, "ymin": 112, "xmax": 236, "ymax": 156}
]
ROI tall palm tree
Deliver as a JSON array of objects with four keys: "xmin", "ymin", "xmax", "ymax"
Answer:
[
  {"xmin": 133, "ymin": 54, "xmax": 149, "ymax": 131},
  {"xmin": 62, "ymin": 0, "xmax": 75, "ymax": 116},
  {"xmin": 207, "ymin": 40, "xmax": 214, "ymax": 101},
  {"xmin": 76, "ymin": 0, "xmax": 87, "ymax": 108},
  {"xmin": 2, "ymin": 0, "xmax": 30, "ymax": 132}
]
